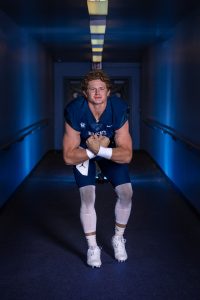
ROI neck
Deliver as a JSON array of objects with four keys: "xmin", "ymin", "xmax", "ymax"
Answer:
[{"xmin": 88, "ymin": 102, "xmax": 107, "ymax": 121}]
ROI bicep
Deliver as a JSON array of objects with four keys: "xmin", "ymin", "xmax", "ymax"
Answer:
[
  {"xmin": 114, "ymin": 121, "xmax": 132, "ymax": 150},
  {"xmin": 63, "ymin": 123, "xmax": 80, "ymax": 151}
]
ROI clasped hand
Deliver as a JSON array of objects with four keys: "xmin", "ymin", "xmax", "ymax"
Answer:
[{"xmin": 86, "ymin": 134, "xmax": 110, "ymax": 155}]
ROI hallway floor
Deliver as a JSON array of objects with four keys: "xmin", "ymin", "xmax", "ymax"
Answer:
[{"xmin": 0, "ymin": 151, "xmax": 200, "ymax": 300}]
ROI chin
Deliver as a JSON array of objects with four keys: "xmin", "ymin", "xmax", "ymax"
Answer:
[
  {"xmin": 93, "ymin": 99, "xmax": 103, "ymax": 104},
  {"xmin": 95, "ymin": 101, "xmax": 104, "ymax": 105}
]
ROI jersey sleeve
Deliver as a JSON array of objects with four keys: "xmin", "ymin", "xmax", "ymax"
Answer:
[
  {"xmin": 64, "ymin": 99, "xmax": 81, "ymax": 132},
  {"xmin": 110, "ymin": 96, "xmax": 129, "ymax": 130}
]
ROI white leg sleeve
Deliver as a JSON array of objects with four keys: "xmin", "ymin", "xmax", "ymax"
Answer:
[
  {"xmin": 79, "ymin": 185, "xmax": 96, "ymax": 234},
  {"xmin": 114, "ymin": 183, "xmax": 133, "ymax": 225}
]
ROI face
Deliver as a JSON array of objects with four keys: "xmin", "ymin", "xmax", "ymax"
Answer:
[{"xmin": 84, "ymin": 79, "xmax": 110, "ymax": 106}]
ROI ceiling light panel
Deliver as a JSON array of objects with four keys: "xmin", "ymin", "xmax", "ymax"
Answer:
[
  {"xmin": 90, "ymin": 25, "xmax": 106, "ymax": 34},
  {"xmin": 91, "ymin": 39, "xmax": 104, "ymax": 45},
  {"xmin": 92, "ymin": 55, "xmax": 102, "ymax": 62},
  {"xmin": 87, "ymin": 0, "xmax": 108, "ymax": 16},
  {"xmin": 92, "ymin": 47, "xmax": 103, "ymax": 52},
  {"xmin": 90, "ymin": 17, "xmax": 106, "ymax": 34}
]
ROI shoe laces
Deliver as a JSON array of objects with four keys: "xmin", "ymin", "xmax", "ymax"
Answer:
[
  {"xmin": 113, "ymin": 237, "xmax": 126, "ymax": 250},
  {"xmin": 88, "ymin": 246, "xmax": 101, "ymax": 257}
]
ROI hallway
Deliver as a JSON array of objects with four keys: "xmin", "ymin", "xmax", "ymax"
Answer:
[
  {"xmin": 1, "ymin": 1, "xmax": 200, "ymax": 299},
  {"xmin": 1, "ymin": 151, "xmax": 200, "ymax": 300}
]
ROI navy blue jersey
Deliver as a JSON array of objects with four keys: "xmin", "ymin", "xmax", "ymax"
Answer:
[{"xmin": 64, "ymin": 95, "xmax": 128, "ymax": 148}]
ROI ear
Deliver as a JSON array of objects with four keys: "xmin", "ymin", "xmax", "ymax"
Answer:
[{"xmin": 107, "ymin": 90, "xmax": 111, "ymax": 97}]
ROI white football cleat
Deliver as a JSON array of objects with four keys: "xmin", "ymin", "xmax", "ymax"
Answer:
[
  {"xmin": 112, "ymin": 235, "xmax": 128, "ymax": 262},
  {"xmin": 87, "ymin": 246, "xmax": 102, "ymax": 268}
]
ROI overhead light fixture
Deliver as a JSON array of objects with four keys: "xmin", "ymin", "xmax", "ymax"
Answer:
[
  {"xmin": 87, "ymin": 2, "xmax": 108, "ymax": 65},
  {"xmin": 90, "ymin": 17, "xmax": 106, "ymax": 34},
  {"xmin": 87, "ymin": 0, "xmax": 108, "ymax": 16},
  {"xmin": 91, "ymin": 39, "xmax": 104, "ymax": 45},
  {"xmin": 91, "ymin": 34, "xmax": 104, "ymax": 45},
  {"xmin": 92, "ymin": 55, "xmax": 102, "ymax": 62},
  {"xmin": 90, "ymin": 25, "xmax": 106, "ymax": 34},
  {"xmin": 92, "ymin": 47, "xmax": 103, "ymax": 52}
]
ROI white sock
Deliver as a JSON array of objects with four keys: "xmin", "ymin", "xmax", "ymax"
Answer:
[{"xmin": 86, "ymin": 234, "xmax": 97, "ymax": 248}]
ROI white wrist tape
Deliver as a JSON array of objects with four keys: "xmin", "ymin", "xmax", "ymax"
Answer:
[
  {"xmin": 86, "ymin": 148, "xmax": 96, "ymax": 159},
  {"xmin": 97, "ymin": 146, "xmax": 112, "ymax": 159}
]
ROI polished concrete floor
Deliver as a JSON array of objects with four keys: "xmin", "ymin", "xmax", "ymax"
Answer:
[{"xmin": 0, "ymin": 151, "xmax": 200, "ymax": 300}]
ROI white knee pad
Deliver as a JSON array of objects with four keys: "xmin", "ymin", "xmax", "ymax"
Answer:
[
  {"xmin": 115, "ymin": 183, "xmax": 133, "ymax": 225},
  {"xmin": 79, "ymin": 185, "xmax": 96, "ymax": 234}
]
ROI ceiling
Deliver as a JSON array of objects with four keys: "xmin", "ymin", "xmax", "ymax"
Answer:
[{"xmin": 0, "ymin": 0, "xmax": 199, "ymax": 63}]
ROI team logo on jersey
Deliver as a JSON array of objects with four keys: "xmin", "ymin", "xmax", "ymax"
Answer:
[
  {"xmin": 88, "ymin": 130, "xmax": 107, "ymax": 136},
  {"xmin": 106, "ymin": 124, "xmax": 112, "ymax": 128},
  {"xmin": 80, "ymin": 122, "xmax": 86, "ymax": 128}
]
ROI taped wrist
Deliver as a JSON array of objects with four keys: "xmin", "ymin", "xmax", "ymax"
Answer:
[
  {"xmin": 97, "ymin": 146, "xmax": 112, "ymax": 159},
  {"xmin": 86, "ymin": 148, "xmax": 96, "ymax": 159}
]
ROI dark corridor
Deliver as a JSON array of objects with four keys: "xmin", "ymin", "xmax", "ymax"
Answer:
[
  {"xmin": 0, "ymin": 151, "xmax": 200, "ymax": 300},
  {"xmin": 1, "ymin": 1, "xmax": 200, "ymax": 299}
]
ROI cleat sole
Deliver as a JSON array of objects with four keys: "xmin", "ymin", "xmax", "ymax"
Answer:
[{"xmin": 118, "ymin": 259, "xmax": 127, "ymax": 262}]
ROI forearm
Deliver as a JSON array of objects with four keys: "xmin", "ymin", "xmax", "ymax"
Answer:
[
  {"xmin": 63, "ymin": 148, "xmax": 90, "ymax": 165},
  {"xmin": 109, "ymin": 146, "xmax": 132, "ymax": 164},
  {"xmin": 86, "ymin": 133, "xmax": 133, "ymax": 164}
]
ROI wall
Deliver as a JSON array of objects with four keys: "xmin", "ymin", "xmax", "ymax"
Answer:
[
  {"xmin": 141, "ymin": 10, "xmax": 200, "ymax": 212},
  {"xmin": 0, "ymin": 11, "xmax": 54, "ymax": 207},
  {"xmin": 54, "ymin": 62, "xmax": 140, "ymax": 150}
]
